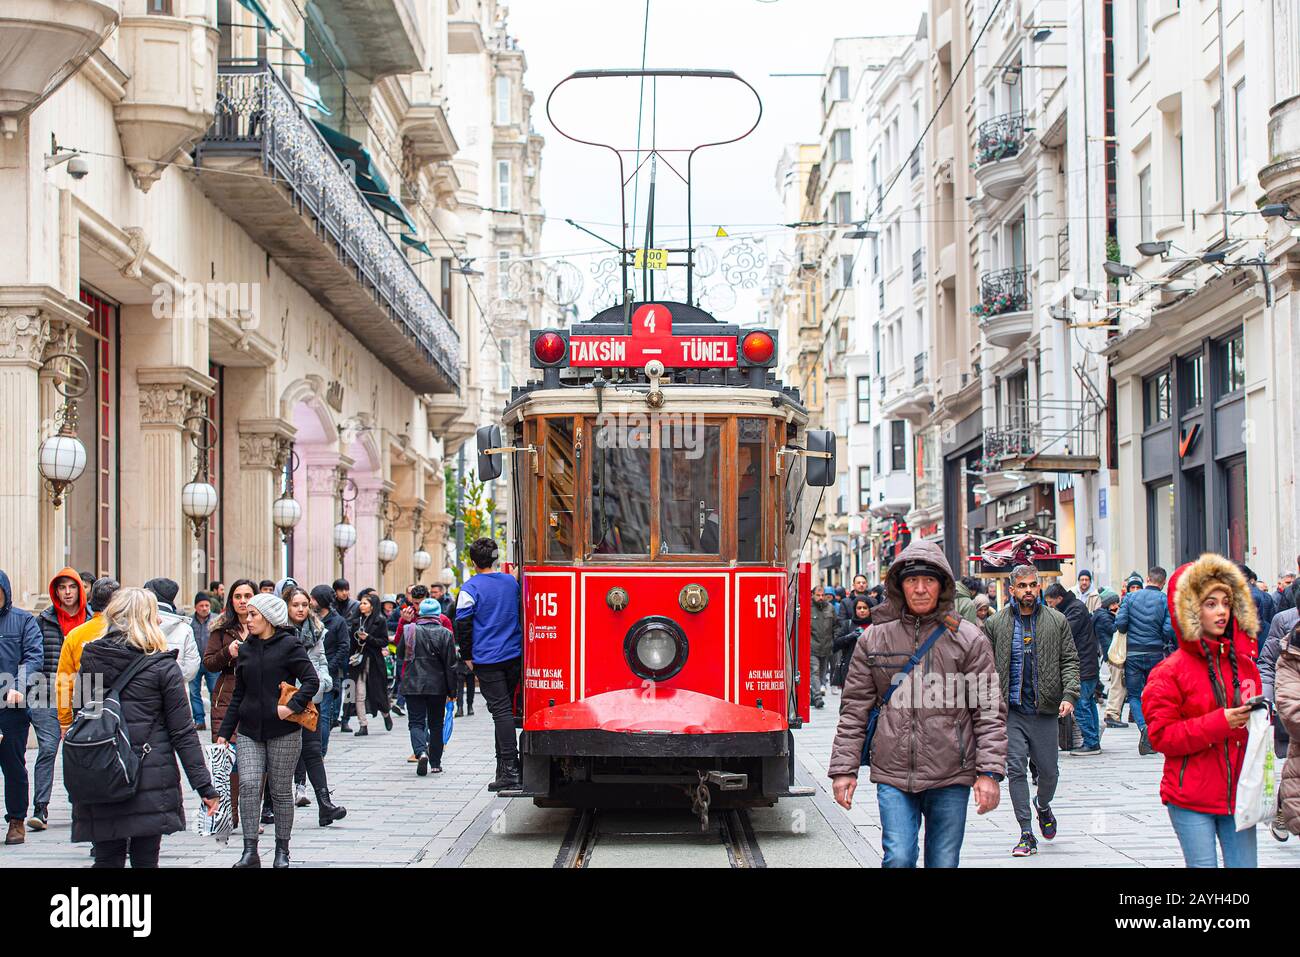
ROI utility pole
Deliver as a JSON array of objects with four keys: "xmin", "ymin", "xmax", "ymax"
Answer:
[{"xmin": 455, "ymin": 444, "xmax": 466, "ymax": 580}]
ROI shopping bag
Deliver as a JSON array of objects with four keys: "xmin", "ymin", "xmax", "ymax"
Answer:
[
  {"xmin": 1234, "ymin": 707, "xmax": 1278, "ymax": 831},
  {"xmin": 193, "ymin": 743, "xmax": 235, "ymax": 844},
  {"xmin": 442, "ymin": 699, "xmax": 456, "ymax": 744}
]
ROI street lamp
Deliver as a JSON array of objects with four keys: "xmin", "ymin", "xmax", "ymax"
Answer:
[
  {"xmin": 37, "ymin": 352, "xmax": 90, "ymax": 508},
  {"xmin": 182, "ymin": 414, "xmax": 219, "ymax": 543},
  {"xmin": 411, "ymin": 548, "xmax": 432, "ymax": 580},
  {"xmin": 378, "ymin": 493, "xmax": 403, "ymax": 578},
  {"xmin": 272, "ymin": 448, "xmax": 301, "ymax": 544},
  {"xmin": 334, "ymin": 473, "xmax": 358, "ymax": 572}
]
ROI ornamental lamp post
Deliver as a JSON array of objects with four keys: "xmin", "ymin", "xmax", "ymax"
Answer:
[
  {"xmin": 378, "ymin": 493, "xmax": 402, "ymax": 579},
  {"xmin": 182, "ymin": 414, "xmax": 219, "ymax": 543},
  {"xmin": 272, "ymin": 448, "xmax": 302, "ymax": 544},
  {"xmin": 334, "ymin": 473, "xmax": 359, "ymax": 573},
  {"xmin": 37, "ymin": 352, "xmax": 90, "ymax": 508}
]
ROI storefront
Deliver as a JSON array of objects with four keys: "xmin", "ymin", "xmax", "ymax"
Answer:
[{"xmin": 941, "ymin": 410, "xmax": 985, "ymax": 571}]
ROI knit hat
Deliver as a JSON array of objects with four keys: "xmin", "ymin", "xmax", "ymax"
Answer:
[
  {"xmin": 143, "ymin": 577, "xmax": 180, "ymax": 608},
  {"xmin": 1124, "ymin": 571, "xmax": 1144, "ymax": 589},
  {"xmin": 419, "ymin": 598, "xmax": 440, "ymax": 617},
  {"xmin": 1078, "ymin": 569, "xmax": 1093, "ymax": 579},
  {"xmin": 274, "ymin": 577, "xmax": 299, "ymax": 597},
  {"xmin": 248, "ymin": 593, "xmax": 289, "ymax": 628},
  {"xmin": 974, "ymin": 594, "xmax": 991, "ymax": 610},
  {"xmin": 309, "ymin": 584, "xmax": 334, "ymax": 611},
  {"xmin": 1099, "ymin": 589, "xmax": 1120, "ymax": 607}
]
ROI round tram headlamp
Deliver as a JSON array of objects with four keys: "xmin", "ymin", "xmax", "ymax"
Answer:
[{"xmin": 623, "ymin": 615, "xmax": 688, "ymax": 682}]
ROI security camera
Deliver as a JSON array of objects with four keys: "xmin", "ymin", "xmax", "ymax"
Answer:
[{"xmin": 67, "ymin": 155, "xmax": 89, "ymax": 179}]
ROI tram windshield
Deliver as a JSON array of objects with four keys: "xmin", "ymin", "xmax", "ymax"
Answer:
[
  {"xmin": 659, "ymin": 422, "xmax": 721, "ymax": 555},
  {"xmin": 591, "ymin": 419, "xmax": 652, "ymax": 555}
]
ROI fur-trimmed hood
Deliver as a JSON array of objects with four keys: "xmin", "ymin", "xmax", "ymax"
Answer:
[{"xmin": 1167, "ymin": 553, "xmax": 1259, "ymax": 656}]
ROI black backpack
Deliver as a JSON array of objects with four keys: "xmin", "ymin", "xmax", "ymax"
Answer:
[{"xmin": 62, "ymin": 653, "xmax": 158, "ymax": 805}]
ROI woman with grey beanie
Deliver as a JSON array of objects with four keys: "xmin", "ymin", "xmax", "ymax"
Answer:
[{"xmin": 216, "ymin": 593, "xmax": 318, "ymax": 868}]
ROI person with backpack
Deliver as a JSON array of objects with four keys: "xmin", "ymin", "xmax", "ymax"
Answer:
[
  {"xmin": 401, "ymin": 598, "xmax": 458, "ymax": 776},
  {"xmin": 0, "ymin": 570, "xmax": 43, "ymax": 846},
  {"xmin": 69, "ymin": 587, "xmax": 219, "ymax": 867},
  {"xmin": 216, "ymin": 593, "xmax": 318, "ymax": 868}
]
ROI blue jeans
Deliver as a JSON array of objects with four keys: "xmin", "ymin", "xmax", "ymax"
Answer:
[
  {"xmin": 189, "ymin": 668, "xmax": 218, "ymax": 725},
  {"xmin": 405, "ymin": 694, "xmax": 447, "ymax": 767},
  {"xmin": 1076, "ymin": 677, "xmax": 1100, "ymax": 749},
  {"xmin": 1167, "ymin": 804, "xmax": 1257, "ymax": 867},
  {"xmin": 26, "ymin": 706, "xmax": 61, "ymax": 808},
  {"xmin": 1125, "ymin": 652, "xmax": 1163, "ymax": 733},
  {"xmin": 875, "ymin": 782, "xmax": 971, "ymax": 868}
]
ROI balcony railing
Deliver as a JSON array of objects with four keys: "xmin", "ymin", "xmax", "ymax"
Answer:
[
  {"xmin": 972, "ymin": 267, "xmax": 1029, "ymax": 318},
  {"xmin": 975, "ymin": 111, "xmax": 1027, "ymax": 167},
  {"xmin": 911, "ymin": 248, "xmax": 924, "ymax": 284},
  {"xmin": 200, "ymin": 64, "xmax": 459, "ymax": 391},
  {"xmin": 980, "ymin": 399, "xmax": 1101, "ymax": 472},
  {"xmin": 913, "ymin": 351, "xmax": 926, "ymax": 388}
]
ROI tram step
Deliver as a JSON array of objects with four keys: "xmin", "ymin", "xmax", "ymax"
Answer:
[{"xmin": 774, "ymin": 786, "xmax": 817, "ymax": 797}]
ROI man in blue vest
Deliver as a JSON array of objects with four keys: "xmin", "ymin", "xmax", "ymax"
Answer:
[{"xmin": 454, "ymin": 537, "xmax": 523, "ymax": 792}]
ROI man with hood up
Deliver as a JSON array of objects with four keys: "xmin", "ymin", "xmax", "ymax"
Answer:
[
  {"xmin": 29, "ymin": 566, "xmax": 88, "ymax": 833},
  {"xmin": 0, "ymin": 570, "xmax": 43, "ymax": 845},
  {"xmin": 142, "ymin": 578, "xmax": 201, "ymax": 683},
  {"xmin": 829, "ymin": 541, "xmax": 1007, "ymax": 868}
]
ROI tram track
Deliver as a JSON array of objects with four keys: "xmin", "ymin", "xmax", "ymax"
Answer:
[{"xmin": 553, "ymin": 808, "xmax": 767, "ymax": 869}]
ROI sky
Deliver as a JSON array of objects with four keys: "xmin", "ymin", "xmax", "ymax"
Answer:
[{"xmin": 507, "ymin": 0, "xmax": 927, "ymax": 324}]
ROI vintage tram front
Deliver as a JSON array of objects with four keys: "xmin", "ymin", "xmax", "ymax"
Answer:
[{"xmin": 477, "ymin": 300, "xmax": 834, "ymax": 816}]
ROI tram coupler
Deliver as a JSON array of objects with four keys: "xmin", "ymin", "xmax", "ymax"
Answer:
[{"xmin": 704, "ymin": 771, "xmax": 748, "ymax": 791}]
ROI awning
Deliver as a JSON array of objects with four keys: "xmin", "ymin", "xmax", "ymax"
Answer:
[
  {"xmin": 401, "ymin": 233, "xmax": 432, "ymax": 257},
  {"xmin": 312, "ymin": 120, "xmax": 417, "ymax": 231},
  {"xmin": 237, "ymin": 0, "xmax": 312, "ymax": 64},
  {"xmin": 817, "ymin": 553, "xmax": 842, "ymax": 570}
]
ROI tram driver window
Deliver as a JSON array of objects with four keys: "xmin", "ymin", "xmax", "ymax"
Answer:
[
  {"xmin": 590, "ymin": 419, "xmax": 652, "ymax": 555},
  {"xmin": 737, "ymin": 418, "xmax": 766, "ymax": 562},
  {"xmin": 660, "ymin": 421, "xmax": 722, "ymax": 554},
  {"xmin": 545, "ymin": 418, "xmax": 575, "ymax": 561}
]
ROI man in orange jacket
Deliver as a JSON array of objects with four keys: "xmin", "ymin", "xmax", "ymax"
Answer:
[{"xmin": 56, "ymin": 577, "xmax": 120, "ymax": 730}]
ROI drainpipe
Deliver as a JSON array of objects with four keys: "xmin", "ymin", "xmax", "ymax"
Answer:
[{"xmin": 1216, "ymin": 0, "xmax": 1229, "ymax": 242}]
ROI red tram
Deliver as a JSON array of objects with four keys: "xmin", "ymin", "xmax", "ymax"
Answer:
[{"xmin": 474, "ymin": 68, "xmax": 834, "ymax": 821}]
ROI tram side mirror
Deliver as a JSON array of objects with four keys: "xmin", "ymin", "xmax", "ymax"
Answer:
[
  {"xmin": 805, "ymin": 429, "xmax": 836, "ymax": 487},
  {"xmin": 477, "ymin": 424, "xmax": 503, "ymax": 481}
]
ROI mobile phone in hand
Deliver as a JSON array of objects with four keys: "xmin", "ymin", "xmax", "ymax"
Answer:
[{"xmin": 1245, "ymin": 695, "xmax": 1269, "ymax": 711}]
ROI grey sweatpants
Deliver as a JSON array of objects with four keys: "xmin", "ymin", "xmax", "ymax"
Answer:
[
  {"xmin": 237, "ymin": 733, "xmax": 302, "ymax": 842},
  {"xmin": 1006, "ymin": 710, "xmax": 1059, "ymax": 832}
]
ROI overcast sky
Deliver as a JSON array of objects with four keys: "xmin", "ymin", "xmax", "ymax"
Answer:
[{"xmin": 507, "ymin": 0, "xmax": 926, "ymax": 323}]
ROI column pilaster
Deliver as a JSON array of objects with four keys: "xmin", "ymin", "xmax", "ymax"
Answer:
[{"xmin": 235, "ymin": 418, "xmax": 295, "ymax": 583}]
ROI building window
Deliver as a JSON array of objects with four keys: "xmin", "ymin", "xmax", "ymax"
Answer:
[
  {"xmin": 1138, "ymin": 165, "xmax": 1153, "ymax": 243},
  {"xmin": 1144, "ymin": 370, "xmax": 1172, "ymax": 426},
  {"xmin": 1234, "ymin": 79, "xmax": 1247, "ymax": 184},
  {"xmin": 497, "ymin": 250, "xmax": 511, "ymax": 297},
  {"xmin": 496, "ymin": 159, "xmax": 511, "ymax": 209},
  {"xmin": 1135, "ymin": 0, "xmax": 1148, "ymax": 61},
  {"xmin": 873, "ymin": 424, "xmax": 882, "ymax": 475},
  {"xmin": 890, "ymin": 420, "xmax": 906, "ymax": 472},
  {"xmin": 1180, "ymin": 353, "xmax": 1204, "ymax": 410},
  {"xmin": 499, "ymin": 340, "xmax": 512, "ymax": 390},
  {"xmin": 148, "ymin": 0, "xmax": 173, "ymax": 12},
  {"xmin": 1224, "ymin": 457, "xmax": 1248, "ymax": 562},
  {"xmin": 495, "ymin": 75, "xmax": 511, "ymax": 126},
  {"xmin": 840, "ymin": 254, "xmax": 853, "ymax": 289},
  {"xmin": 856, "ymin": 376, "xmax": 871, "ymax": 423},
  {"xmin": 1176, "ymin": 133, "xmax": 1185, "ymax": 221},
  {"xmin": 858, "ymin": 467, "xmax": 870, "ymax": 512},
  {"xmin": 1213, "ymin": 102, "xmax": 1226, "ymax": 203},
  {"xmin": 1147, "ymin": 480, "xmax": 1175, "ymax": 571},
  {"xmin": 1217, "ymin": 334, "xmax": 1245, "ymax": 396},
  {"xmin": 831, "ymin": 66, "xmax": 849, "ymax": 101},
  {"xmin": 833, "ymin": 191, "xmax": 852, "ymax": 224},
  {"xmin": 831, "ymin": 128, "xmax": 852, "ymax": 165},
  {"xmin": 439, "ymin": 258, "xmax": 453, "ymax": 317}
]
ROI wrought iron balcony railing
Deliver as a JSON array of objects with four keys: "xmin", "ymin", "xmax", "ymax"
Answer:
[
  {"xmin": 973, "ymin": 267, "xmax": 1029, "ymax": 318},
  {"xmin": 975, "ymin": 111, "xmax": 1027, "ymax": 167},
  {"xmin": 202, "ymin": 64, "xmax": 459, "ymax": 390},
  {"xmin": 979, "ymin": 398, "xmax": 1101, "ymax": 472}
]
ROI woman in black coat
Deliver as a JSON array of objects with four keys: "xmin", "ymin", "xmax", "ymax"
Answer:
[
  {"xmin": 216, "ymin": 593, "xmax": 318, "ymax": 869},
  {"xmin": 343, "ymin": 592, "xmax": 392, "ymax": 735},
  {"xmin": 831, "ymin": 598, "xmax": 873, "ymax": 689},
  {"xmin": 73, "ymin": 588, "xmax": 219, "ymax": 867}
]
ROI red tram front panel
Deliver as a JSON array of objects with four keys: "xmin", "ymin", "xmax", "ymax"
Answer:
[{"xmin": 520, "ymin": 566, "xmax": 788, "ymax": 730}]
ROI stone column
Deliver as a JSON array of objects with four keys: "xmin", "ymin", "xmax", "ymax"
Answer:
[
  {"xmin": 131, "ymin": 367, "xmax": 216, "ymax": 601},
  {"xmin": 355, "ymin": 483, "xmax": 386, "ymax": 593},
  {"xmin": 234, "ymin": 420, "xmax": 294, "ymax": 583},
  {"xmin": 304, "ymin": 462, "xmax": 341, "ymax": 589}
]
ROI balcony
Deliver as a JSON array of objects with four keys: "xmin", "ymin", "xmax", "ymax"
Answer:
[
  {"xmin": 0, "ymin": 0, "xmax": 120, "ymax": 134},
  {"xmin": 882, "ymin": 353, "xmax": 932, "ymax": 422},
  {"xmin": 1261, "ymin": 93, "xmax": 1300, "ymax": 207},
  {"xmin": 974, "ymin": 267, "xmax": 1032, "ymax": 348},
  {"xmin": 399, "ymin": 73, "xmax": 458, "ymax": 172},
  {"xmin": 973, "ymin": 112, "xmax": 1030, "ymax": 201},
  {"xmin": 193, "ymin": 64, "xmax": 459, "ymax": 394},
  {"xmin": 309, "ymin": 0, "xmax": 423, "ymax": 79},
  {"xmin": 448, "ymin": 17, "xmax": 486, "ymax": 54},
  {"xmin": 980, "ymin": 399, "xmax": 1102, "ymax": 473}
]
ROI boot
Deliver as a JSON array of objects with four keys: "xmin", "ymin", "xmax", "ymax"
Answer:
[
  {"xmin": 455, "ymin": 705, "xmax": 464, "ymax": 718},
  {"xmin": 490, "ymin": 756, "xmax": 521, "ymax": 792},
  {"xmin": 354, "ymin": 725, "xmax": 369, "ymax": 737},
  {"xmin": 486, "ymin": 757, "xmax": 506, "ymax": 792},
  {"xmin": 1138, "ymin": 730, "xmax": 1156, "ymax": 756},
  {"xmin": 316, "ymin": 789, "xmax": 347, "ymax": 826},
  {"xmin": 339, "ymin": 719, "xmax": 353, "ymax": 733},
  {"xmin": 232, "ymin": 839, "xmax": 260, "ymax": 868},
  {"xmin": 5, "ymin": 819, "xmax": 24, "ymax": 845},
  {"xmin": 273, "ymin": 838, "xmax": 291, "ymax": 869},
  {"xmin": 260, "ymin": 797, "xmax": 274, "ymax": 826}
]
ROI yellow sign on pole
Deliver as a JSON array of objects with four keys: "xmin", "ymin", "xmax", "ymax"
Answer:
[{"xmin": 633, "ymin": 248, "xmax": 669, "ymax": 270}]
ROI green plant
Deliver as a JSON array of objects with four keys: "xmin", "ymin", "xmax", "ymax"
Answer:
[{"xmin": 448, "ymin": 471, "xmax": 506, "ymax": 588}]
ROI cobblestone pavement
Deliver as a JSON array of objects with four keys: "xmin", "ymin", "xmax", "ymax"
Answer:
[{"xmin": 2, "ymin": 693, "xmax": 1293, "ymax": 867}]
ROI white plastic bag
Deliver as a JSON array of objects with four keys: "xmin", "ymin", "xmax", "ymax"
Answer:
[
  {"xmin": 193, "ymin": 743, "xmax": 235, "ymax": 844},
  {"xmin": 1234, "ymin": 708, "xmax": 1277, "ymax": 831}
]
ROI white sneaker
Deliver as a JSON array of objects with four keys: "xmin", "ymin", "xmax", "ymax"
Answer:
[{"xmin": 295, "ymin": 783, "xmax": 310, "ymax": 807}]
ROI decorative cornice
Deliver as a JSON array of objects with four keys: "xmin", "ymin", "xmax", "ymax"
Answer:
[
  {"xmin": 136, "ymin": 366, "xmax": 216, "ymax": 428},
  {"xmin": 0, "ymin": 309, "xmax": 52, "ymax": 365},
  {"xmin": 306, "ymin": 465, "xmax": 341, "ymax": 495},
  {"xmin": 238, "ymin": 432, "xmax": 290, "ymax": 470}
]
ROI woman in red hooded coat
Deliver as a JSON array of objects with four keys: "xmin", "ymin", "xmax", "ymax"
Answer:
[{"xmin": 1142, "ymin": 553, "xmax": 1262, "ymax": 867}]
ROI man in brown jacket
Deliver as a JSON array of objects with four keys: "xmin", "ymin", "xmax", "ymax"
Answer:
[{"xmin": 829, "ymin": 541, "xmax": 1007, "ymax": 868}]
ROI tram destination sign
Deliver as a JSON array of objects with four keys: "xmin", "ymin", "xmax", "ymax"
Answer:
[{"xmin": 568, "ymin": 304, "xmax": 738, "ymax": 368}]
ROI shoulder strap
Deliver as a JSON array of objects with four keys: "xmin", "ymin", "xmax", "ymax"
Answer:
[
  {"xmin": 106, "ymin": 653, "xmax": 154, "ymax": 700},
  {"xmin": 879, "ymin": 621, "xmax": 951, "ymax": 710}
]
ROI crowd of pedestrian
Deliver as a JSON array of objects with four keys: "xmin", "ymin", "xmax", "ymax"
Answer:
[
  {"xmin": 828, "ymin": 549, "xmax": 1300, "ymax": 868},
  {"xmin": 0, "ymin": 536, "xmax": 521, "ymax": 867}
]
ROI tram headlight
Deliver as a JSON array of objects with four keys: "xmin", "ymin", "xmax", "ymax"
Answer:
[{"xmin": 623, "ymin": 616, "xmax": 689, "ymax": 682}]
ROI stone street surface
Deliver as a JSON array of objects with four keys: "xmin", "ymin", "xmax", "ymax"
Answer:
[{"xmin": 2, "ymin": 695, "xmax": 1292, "ymax": 868}]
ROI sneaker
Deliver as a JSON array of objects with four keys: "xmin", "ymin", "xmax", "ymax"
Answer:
[
  {"xmin": 430, "ymin": 766, "xmax": 443, "ymax": 774},
  {"xmin": 1271, "ymin": 808, "xmax": 1291, "ymax": 843},
  {"xmin": 294, "ymin": 784, "xmax": 310, "ymax": 808},
  {"xmin": 416, "ymin": 753, "xmax": 428, "ymax": 777},
  {"xmin": 407, "ymin": 754, "xmax": 420, "ymax": 763},
  {"xmin": 1138, "ymin": 731, "xmax": 1156, "ymax": 755},
  {"xmin": 467, "ymin": 706, "xmax": 475, "ymax": 715},
  {"xmin": 1069, "ymin": 746, "xmax": 1102, "ymax": 756},
  {"xmin": 26, "ymin": 804, "xmax": 48, "ymax": 831},
  {"xmin": 1012, "ymin": 831, "xmax": 1037, "ymax": 857},
  {"xmin": 1034, "ymin": 800, "xmax": 1057, "ymax": 841},
  {"xmin": 1104, "ymin": 717, "xmax": 1129, "ymax": 729},
  {"xmin": 383, "ymin": 713, "xmax": 394, "ymax": 731}
]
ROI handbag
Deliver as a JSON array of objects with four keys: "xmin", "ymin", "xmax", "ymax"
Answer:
[
  {"xmin": 278, "ymin": 682, "xmax": 319, "ymax": 732},
  {"xmin": 859, "ymin": 621, "xmax": 951, "ymax": 766}
]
